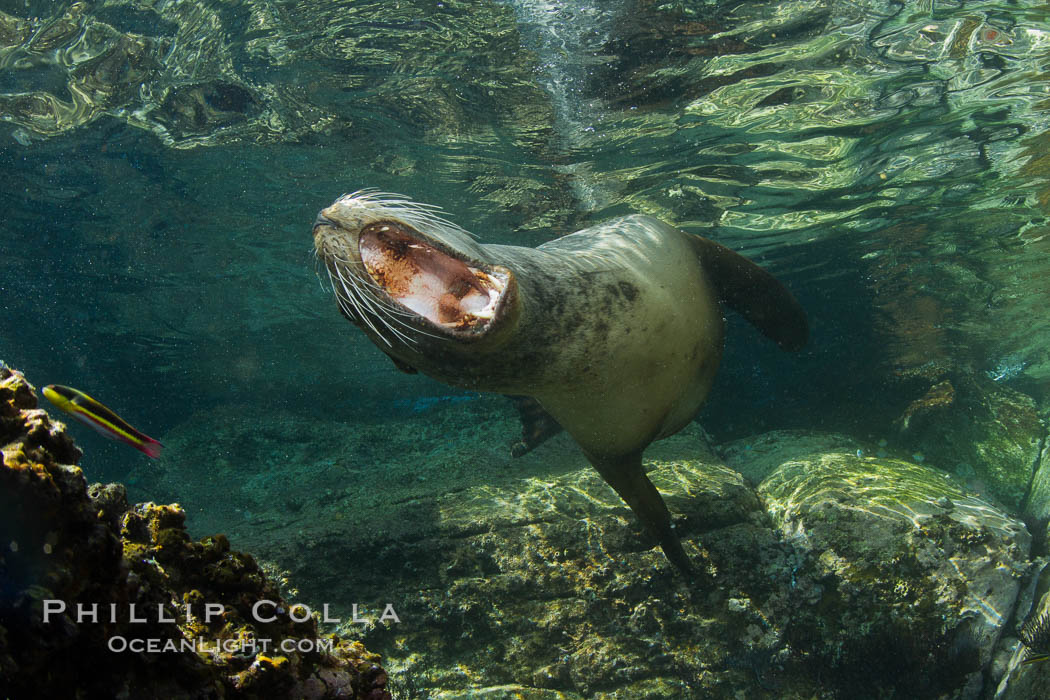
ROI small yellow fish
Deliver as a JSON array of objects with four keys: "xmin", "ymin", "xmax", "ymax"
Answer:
[{"xmin": 43, "ymin": 384, "xmax": 163, "ymax": 459}]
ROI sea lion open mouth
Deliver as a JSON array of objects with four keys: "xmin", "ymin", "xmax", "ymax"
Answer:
[
  {"xmin": 312, "ymin": 192, "xmax": 516, "ymax": 345},
  {"xmin": 358, "ymin": 221, "xmax": 509, "ymax": 333}
]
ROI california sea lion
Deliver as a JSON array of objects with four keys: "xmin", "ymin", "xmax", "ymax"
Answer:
[{"xmin": 313, "ymin": 191, "xmax": 807, "ymax": 574}]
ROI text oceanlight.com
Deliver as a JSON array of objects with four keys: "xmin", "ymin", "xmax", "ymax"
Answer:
[{"xmin": 107, "ymin": 636, "xmax": 346, "ymax": 654}]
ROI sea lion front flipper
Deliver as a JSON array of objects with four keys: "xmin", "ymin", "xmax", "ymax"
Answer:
[
  {"xmin": 690, "ymin": 235, "xmax": 808, "ymax": 352},
  {"xmin": 587, "ymin": 450, "xmax": 692, "ymax": 575},
  {"xmin": 508, "ymin": 395, "xmax": 563, "ymax": 457},
  {"xmin": 382, "ymin": 350, "xmax": 418, "ymax": 374}
]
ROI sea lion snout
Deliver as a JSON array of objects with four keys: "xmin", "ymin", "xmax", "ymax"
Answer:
[{"xmin": 313, "ymin": 210, "xmax": 336, "ymax": 230}]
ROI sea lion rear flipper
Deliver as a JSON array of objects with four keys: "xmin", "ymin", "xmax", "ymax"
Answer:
[
  {"xmin": 690, "ymin": 235, "xmax": 808, "ymax": 352},
  {"xmin": 587, "ymin": 450, "xmax": 692, "ymax": 575},
  {"xmin": 508, "ymin": 395, "xmax": 563, "ymax": 457}
]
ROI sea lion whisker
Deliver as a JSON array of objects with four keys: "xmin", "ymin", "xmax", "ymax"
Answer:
[
  {"xmin": 333, "ymin": 264, "xmax": 436, "ymax": 346},
  {"xmin": 354, "ymin": 283, "xmax": 443, "ymax": 344},
  {"xmin": 327, "ymin": 270, "xmax": 366, "ymax": 326},
  {"xmin": 313, "ymin": 258, "xmax": 332, "ymax": 293},
  {"xmin": 341, "ymin": 189, "xmax": 479, "ymax": 242},
  {"xmin": 362, "ymin": 285, "xmax": 431, "ymax": 324},
  {"xmin": 351, "ymin": 287, "xmax": 419, "ymax": 346},
  {"xmin": 323, "ymin": 250, "xmax": 449, "ymax": 337},
  {"xmin": 333, "ymin": 270, "xmax": 407, "ymax": 346},
  {"xmin": 330, "ymin": 267, "xmax": 393, "ymax": 346},
  {"xmin": 334, "ymin": 264, "xmax": 408, "ymax": 324}
]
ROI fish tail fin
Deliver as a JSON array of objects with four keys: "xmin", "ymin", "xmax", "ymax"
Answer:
[
  {"xmin": 138, "ymin": 438, "xmax": 164, "ymax": 459},
  {"xmin": 690, "ymin": 234, "xmax": 808, "ymax": 352},
  {"xmin": 588, "ymin": 450, "xmax": 692, "ymax": 575}
]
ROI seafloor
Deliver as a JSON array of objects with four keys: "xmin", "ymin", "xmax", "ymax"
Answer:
[{"xmin": 129, "ymin": 379, "xmax": 1050, "ymax": 698}]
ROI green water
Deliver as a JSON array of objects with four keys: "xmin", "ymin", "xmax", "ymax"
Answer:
[
  {"xmin": 0, "ymin": 0, "xmax": 1044, "ymax": 472},
  {"xmin": 2, "ymin": 0, "xmax": 1050, "ymax": 696},
  {"xmin": 0, "ymin": 0, "xmax": 1045, "ymax": 500}
]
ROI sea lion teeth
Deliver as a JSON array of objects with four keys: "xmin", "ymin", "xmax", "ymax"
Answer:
[{"xmin": 312, "ymin": 190, "xmax": 808, "ymax": 575}]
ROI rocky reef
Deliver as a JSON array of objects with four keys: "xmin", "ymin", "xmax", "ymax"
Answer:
[
  {"xmin": 144, "ymin": 393, "xmax": 1049, "ymax": 699},
  {"xmin": 355, "ymin": 434, "xmax": 1033, "ymax": 698},
  {"xmin": 14, "ymin": 360, "xmax": 1046, "ymax": 697},
  {"xmin": 995, "ymin": 560, "xmax": 1050, "ymax": 700},
  {"xmin": 0, "ymin": 365, "xmax": 390, "ymax": 699},
  {"xmin": 892, "ymin": 372, "xmax": 1045, "ymax": 513}
]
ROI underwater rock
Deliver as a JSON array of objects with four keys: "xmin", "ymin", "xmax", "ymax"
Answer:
[
  {"xmin": 896, "ymin": 379, "xmax": 957, "ymax": 432},
  {"xmin": 0, "ymin": 366, "xmax": 390, "ymax": 699},
  {"xmin": 758, "ymin": 440, "xmax": 1032, "ymax": 696},
  {"xmin": 1023, "ymin": 439, "xmax": 1050, "ymax": 539},
  {"xmin": 334, "ymin": 448, "xmax": 784, "ymax": 698},
  {"xmin": 195, "ymin": 397, "xmax": 1037, "ymax": 698},
  {"xmin": 897, "ymin": 373, "xmax": 1044, "ymax": 511},
  {"xmin": 994, "ymin": 560, "xmax": 1050, "ymax": 699},
  {"xmin": 719, "ymin": 429, "xmax": 864, "ymax": 484}
]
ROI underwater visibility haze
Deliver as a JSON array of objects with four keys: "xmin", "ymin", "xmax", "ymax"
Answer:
[{"xmin": 2, "ymin": 0, "xmax": 1050, "ymax": 697}]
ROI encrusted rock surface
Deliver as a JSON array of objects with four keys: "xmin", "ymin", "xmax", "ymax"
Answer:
[
  {"xmin": 758, "ymin": 444, "xmax": 1032, "ymax": 697},
  {"xmin": 0, "ymin": 365, "xmax": 391, "ymax": 699},
  {"xmin": 894, "ymin": 373, "xmax": 1045, "ymax": 511},
  {"xmin": 1024, "ymin": 438, "xmax": 1050, "ymax": 537},
  {"xmin": 98, "ymin": 377, "xmax": 1047, "ymax": 698},
  {"xmin": 167, "ymin": 396, "xmax": 1036, "ymax": 698},
  {"xmin": 720, "ymin": 429, "xmax": 863, "ymax": 485}
]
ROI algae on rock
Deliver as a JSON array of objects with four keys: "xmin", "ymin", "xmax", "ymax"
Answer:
[
  {"xmin": 895, "ymin": 373, "xmax": 1044, "ymax": 511},
  {"xmin": 0, "ymin": 365, "xmax": 391, "ymax": 699},
  {"xmin": 758, "ymin": 444, "xmax": 1031, "ymax": 696},
  {"xmin": 193, "ymin": 399, "xmax": 1035, "ymax": 698}
]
